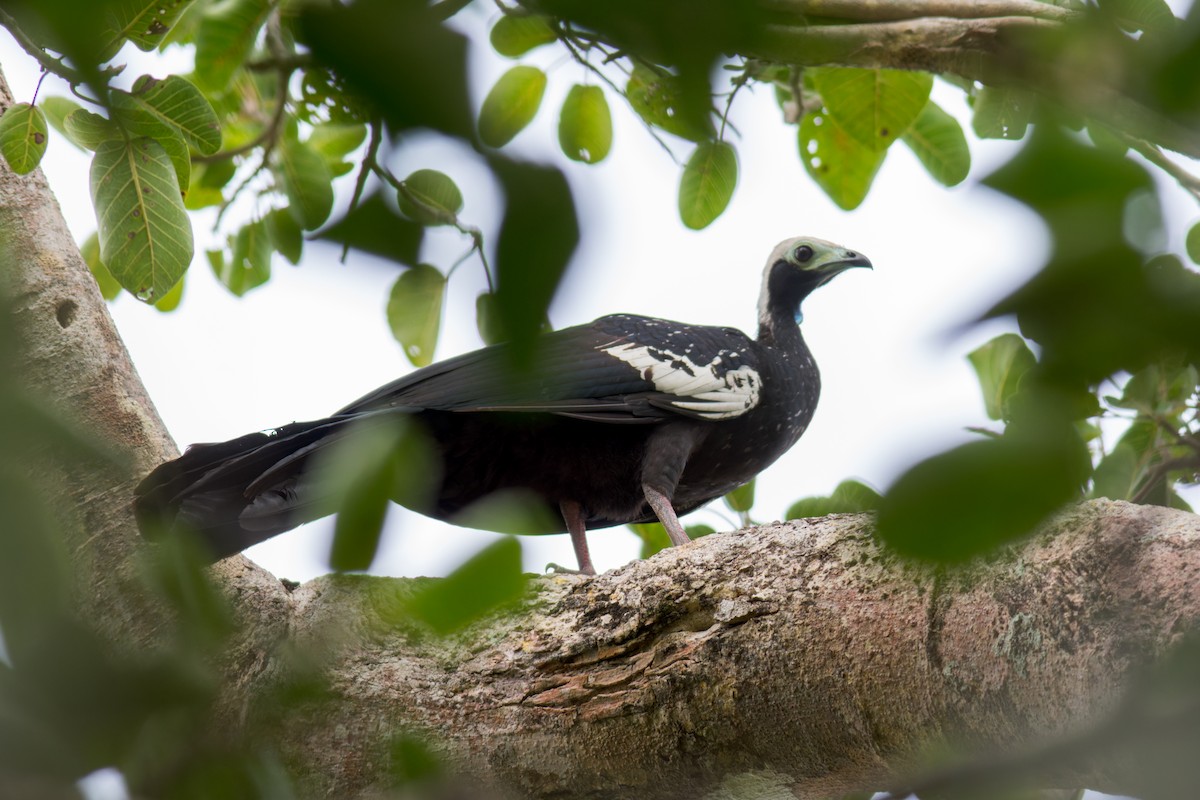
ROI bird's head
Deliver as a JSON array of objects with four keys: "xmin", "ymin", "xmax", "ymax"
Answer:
[{"xmin": 757, "ymin": 236, "xmax": 872, "ymax": 336}]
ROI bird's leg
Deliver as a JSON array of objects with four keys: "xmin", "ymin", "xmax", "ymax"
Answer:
[
  {"xmin": 643, "ymin": 485, "xmax": 691, "ymax": 547},
  {"xmin": 559, "ymin": 499, "xmax": 596, "ymax": 575}
]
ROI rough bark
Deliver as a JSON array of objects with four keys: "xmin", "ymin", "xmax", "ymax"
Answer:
[{"xmin": 3, "ymin": 57, "xmax": 1200, "ymax": 800}]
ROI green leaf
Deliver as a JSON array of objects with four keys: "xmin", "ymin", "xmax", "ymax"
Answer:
[
  {"xmin": 115, "ymin": 74, "xmax": 221, "ymax": 155},
  {"xmin": 799, "ymin": 108, "xmax": 885, "ymax": 211},
  {"xmin": 102, "ymin": 0, "xmax": 198, "ymax": 53},
  {"xmin": 1098, "ymin": 0, "xmax": 1176, "ymax": 34},
  {"xmin": 490, "ymin": 13, "xmax": 557, "ymax": 57},
  {"xmin": 308, "ymin": 123, "xmax": 366, "ymax": 163},
  {"xmin": 971, "ymin": 86, "xmax": 1033, "ymax": 140},
  {"xmin": 810, "ymin": 67, "xmax": 932, "ymax": 151},
  {"xmin": 266, "ymin": 208, "xmax": 303, "ymax": 265},
  {"xmin": 63, "ymin": 109, "xmax": 120, "ymax": 151},
  {"xmin": 901, "ymin": 100, "xmax": 969, "ymax": 187},
  {"xmin": 786, "ymin": 479, "xmax": 881, "ymax": 519},
  {"xmin": 558, "ymin": 85, "xmax": 612, "ymax": 164},
  {"xmin": 397, "ymin": 169, "xmax": 464, "ymax": 226},
  {"xmin": 40, "ymin": 96, "xmax": 82, "ymax": 140},
  {"xmin": 876, "ymin": 424, "xmax": 1089, "ymax": 562},
  {"xmin": 1186, "ymin": 221, "xmax": 1200, "ymax": 265},
  {"xmin": 967, "ymin": 333, "xmax": 1037, "ymax": 421},
  {"xmin": 0, "ymin": 104, "xmax": 48, "ymax": 175},
  {"xmin": 1087, "ymin": 121, "xmax": 1129, "ymax": 155},
  {"xmin": 80, "ymin": 232, "xmax": 121, "ymax": 301},
  {"xmin": 213, "ymin": 220, "xmax": 271, "ymax": 296},
  {"xmin": 277, "ymin": 137, "xmax": 334, "ymax": 230},
  {"xmin": 387, "ymin": 265, "xmax": 446, "ymax": 367},
  {"xmin": 476, "ymin": 292, "xmax": 503, "ymax": 345},
  {"xmin": 629, "ymin": 522, "xmax": 671, "ymax": 559},
  {"xmin": 478, "ymin": 66, "xmax": 546, "ymax": 148},
  {"xmin": 491, "ymin": 158, "xmax": 578, "ymax": 365},
  {"xmin": 194, "ymin": 0, "xmax": 271, "ymax": 92},
  {"xmin": 626, "ymin": 64, "xmax": 710, "ymax": 142},
  {"xmin": 678, "ymin": 141, "xmax": 737, "ymax": 230},
  {"xmin": 90, "ymin": 138, "xmax": 193, "ymax": 303},
  {"xmin": 1091, "ymin": 419, "xmax": 1157, "ymax": 501},
  {"xmin": 154, "ymin": 273, "xmax": 185, "ymax": 311},
  {"xmin": 406, "ymin": 538, "xmax": 528, "ymax": 635},
  {"xmin": 319, "ymin": 193, "xmax": 423, "ymax": 267},
  {"xmin": 723, "ymin": 479, "xmax": 755, "ymax": 514}
]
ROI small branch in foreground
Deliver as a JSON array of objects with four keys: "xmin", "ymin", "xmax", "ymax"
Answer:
[{"xmin": 757, "ymin": 0, "xmax": 1075, "ymax": 22}]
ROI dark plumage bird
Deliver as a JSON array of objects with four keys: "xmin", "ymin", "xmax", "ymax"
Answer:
[{"xmin": 135, "ymin": 237, "xmax": 870, "ymax": 573}]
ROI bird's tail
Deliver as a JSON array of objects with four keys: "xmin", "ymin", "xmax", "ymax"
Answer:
[{"xmin": 133, "ymin": 416, "xmax": 362, "ymax": 560}]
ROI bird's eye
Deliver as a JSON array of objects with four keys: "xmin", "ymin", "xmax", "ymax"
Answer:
[{"xmin": 793, "ymin": 245, "xmax": 814, "ymax": 263}]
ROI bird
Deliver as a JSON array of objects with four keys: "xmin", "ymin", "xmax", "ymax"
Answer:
[{"xmin": 134, "ymin": 237, "xmax": 870, "ymax": 574}]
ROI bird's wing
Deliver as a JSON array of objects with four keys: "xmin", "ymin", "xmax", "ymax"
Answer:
[{"xmin": 339, "ymin": 315, "xmax": 763, "ymax": 423}]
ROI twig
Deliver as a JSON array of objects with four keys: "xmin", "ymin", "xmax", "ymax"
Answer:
[
  {"xmin": 757, "ymin": 0, "xmax": 1075, "ymax": 22},
  {"xmin": 1123, "ymin": 135, "xmax": 1200, "ymax": 203},
  {"xmin": 339, "ymin": 120, "xmax": 383, "ymax": 263},
  {"xmin": 0, "ymin": 9, "xmax": 88, "ymax": 86}
]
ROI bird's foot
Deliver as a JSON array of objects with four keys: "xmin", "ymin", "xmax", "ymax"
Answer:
[{"xmin": 545, "ymin": 562, "xmax": 595, "ymax": 576}]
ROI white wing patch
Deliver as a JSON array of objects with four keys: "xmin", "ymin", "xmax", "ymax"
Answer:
[{"xmin": 601, "ymin": 342, "xmax": 761, "ymax": 420}]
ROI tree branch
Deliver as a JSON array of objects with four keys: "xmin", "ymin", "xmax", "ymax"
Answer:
[{"xmin": 759, "ymin": 0, "xmax": 1075, "ymax": 22}]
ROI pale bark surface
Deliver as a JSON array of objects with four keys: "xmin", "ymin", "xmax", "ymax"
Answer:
[{"xmin": 2, "ymin": 47, "xmax": 1199, "ymax": 799}]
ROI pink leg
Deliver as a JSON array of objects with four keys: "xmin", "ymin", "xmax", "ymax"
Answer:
[
  {"xmin": 643, "ymin": 485, "xmax": 691, "ymax": 547},
  {"xmin": 559, "ymin": 499, "xmax": 596, "ymax": 575}
]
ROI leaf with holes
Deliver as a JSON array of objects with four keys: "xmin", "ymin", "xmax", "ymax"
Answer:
[
  {"xmin": 626, "ymin": 64, "xmax": 710, "ymax": 142},
  {"xmin": 967, "ymin": 333, "xmax": 1037, "ymax": 422},
  {"xmin": 277, "ymin": 137, "xmax": 334, "ymax": 230},
  {"xmin": 102, "ymin": 0, "xmax": 197, "ymax": 53},
  {"xmin": 559, "ymin": 85, "xmax": 612, "ymax": 164},
  {"xmin": 901, "ymin": 100, "xmax": 969, "ymax": 187},
  {"xmin": 114, "ymin": 74, "xmax": 221, "ymax": 155},
  {"xmin": 811, "ymin": 67, "xmax": 932, "ymax": 152},
  {"xmin": 398, "ymin": 169, "xmax": 463, "ymax": 226},
  {"xmin": 63, "ymin": 109, "xmax": 120, "ymax": 151},
  {"xmin": 90, "ymin": 138, "xmax": 193, "ymax": 303},
  {"xmin": 490, "ymin": 13, "xmax": 556, "ymax": 57},
  {"xmin": 0, "ymin": 104, "xmax": 48, "ymax": 175},
  {"xmin": 195, "ymin": 0, "xmax": 271, "ymax": 92},
  {"xmin": 388, "ymin": 265, "xmax": 446, "ymax": 367},
  {"xmin": 679, "ymin": 141, "xmax": 737, "ymax": 230},
  {"xmin": 478, "ymin": 66, "xmax": 546, "ymax": 148},
  {"xmin": 972, "ymin": 86, "xmax": 1033, "ymax": 140},
  {"xmin": 799, "ymin": 108, "xmax": 885, "ymax": 211}
]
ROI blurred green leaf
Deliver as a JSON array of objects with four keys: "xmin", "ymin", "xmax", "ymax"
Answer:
[
  {"xmin": 62, "ymin": 109, "xmax": 118, "ymax": 151},
  {"xmin": 80, "ymin": 231, "xmax": 121, "ymax": 300},
  {"xmin": 1087, "ymin": 121, "xmax": 1129, "ymax": 155},
  {"xmin": 307, "ymin": 122, "xmax": 366, "ymax": 173},
  {"xmin": 877, "ymin": 421, "xmax": 1089, "ymax": 562},
  {"xmin": 629, "ymin": 521, "xmax": 670, "ymax": 558},
  {"xmin": 319, "ymin": 193, "xmax": 423, "ymax": 267},
  {"xmin": 387, "ymin": 264, "xmax": 446, "ymax": 367},
  {"xmin": 38, "ymin": 96, "xmax": 82, "ymax": 142},
  {"xmin": 626, "ymin": 63, "xmax": 710, "ymax": 142},
  {"xmin": 266, "ymin": 207, "xmax": 303, "ymax": 265},
  {"xmin": 449, "ymin": 489, "xmax": 560, "ymax": 535},
  {"xmin": 90, "ymin": 137, "xmax": 192, "ymax": 303},
  {"xmin": 389, "ymin": 732, "xmax": 445, "ymax": 785},
  {"xmin": 901, "ymin": 100, "xmax": 970, "ymax": 187},
  {"xmin": 475, "ymin": 292, "xmax": 503, "ymax": 345},
  {"xmin": 800, "ymin": 107, "xmax": 885, "ymax": 211},
  {"xmin": 277, "ymin": 137, "xmax": 334, "ymax": 230},
  {"xmin": 194, "ymin": 0, "xmax": 270, "ymax": 92},
  {"xmin": 478, "ymin": 66, "xmax": 547, "ymax": 148},
  {"xmin": 678, "ymin": 140, "xmax": 737, "ymax": 230},
  {"xmin": 490, "ymin": 13, "xmax": 557, "ymax": 57},
  {"xmin": 491, "ymin": 157, "xmax": 578, "ymax": 365},
  {"xmin": 1092, "ymin": 419, "xmax": 1158, "ymax": 502},
  {"xmin": 811, "ymin": 68, "xmax": 932, "ymax": 151},
  {"xmin": 397, "ymin": 169, "xmax": 463, "ymax": 226},
  {"xmin": 1099, "ymin": 0, "xmax": 1176, "ymax": 34},
  {"xmin": 0, "ymin": 103, "xmax": 48, "ymax": 175},
  {"xmin": 559, "ymin": 84, "xmax": 612, "ymax": 164},
  {"xmin": 967, "ymin": 333, "xmax": 1037, "ymax": 422},
  {"xmin": 1186, "ymin": 221, "xmax": 1200, "ymax": 265},
  {"xmin": 299, "ymin": 0, "xmax": 472, "ymax": 137},
  {"xmin": 406, "ymin": 537, "xmax": 527, "ymax": 635},
  {"xmin": 972, "ymin": 86, "xmax": 1033, "ymax": 140},
  {"xmin": 786, "ymin": 479, "xmax": 881, "ymax": 519},
  {"xmin": 213, "ymin": 220, "xmax": 271, "ymax": 296},
  {"xmin": 723, "ymin": 478, "xmax": 755, "ymax": 514},
  {"xmin": 154, "ymin": 272, "xmax": 185, "ymax": 311},
  {"xmin": 103, "ymin": 0, "xmax": 198, "ymax": 52}
]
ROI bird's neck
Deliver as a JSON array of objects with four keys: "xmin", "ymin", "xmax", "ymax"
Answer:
[{"xmin": 757, "ymin": 303, "xmax": 806, "ymax": 352}]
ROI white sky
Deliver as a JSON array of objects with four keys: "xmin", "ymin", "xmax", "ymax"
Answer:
[{"xmin": 2, "ymin": 7, "xmax": 1198, "ymax": 583}]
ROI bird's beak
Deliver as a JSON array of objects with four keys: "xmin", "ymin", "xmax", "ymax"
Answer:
[{"xmin": 816, "ymin": 251, "xmax": 872, "ymax": 284}]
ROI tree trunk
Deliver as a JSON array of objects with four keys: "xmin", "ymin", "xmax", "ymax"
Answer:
[{"xmin": 4, "ymin": 63, "xmax": 1200, "ymax": 800}]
